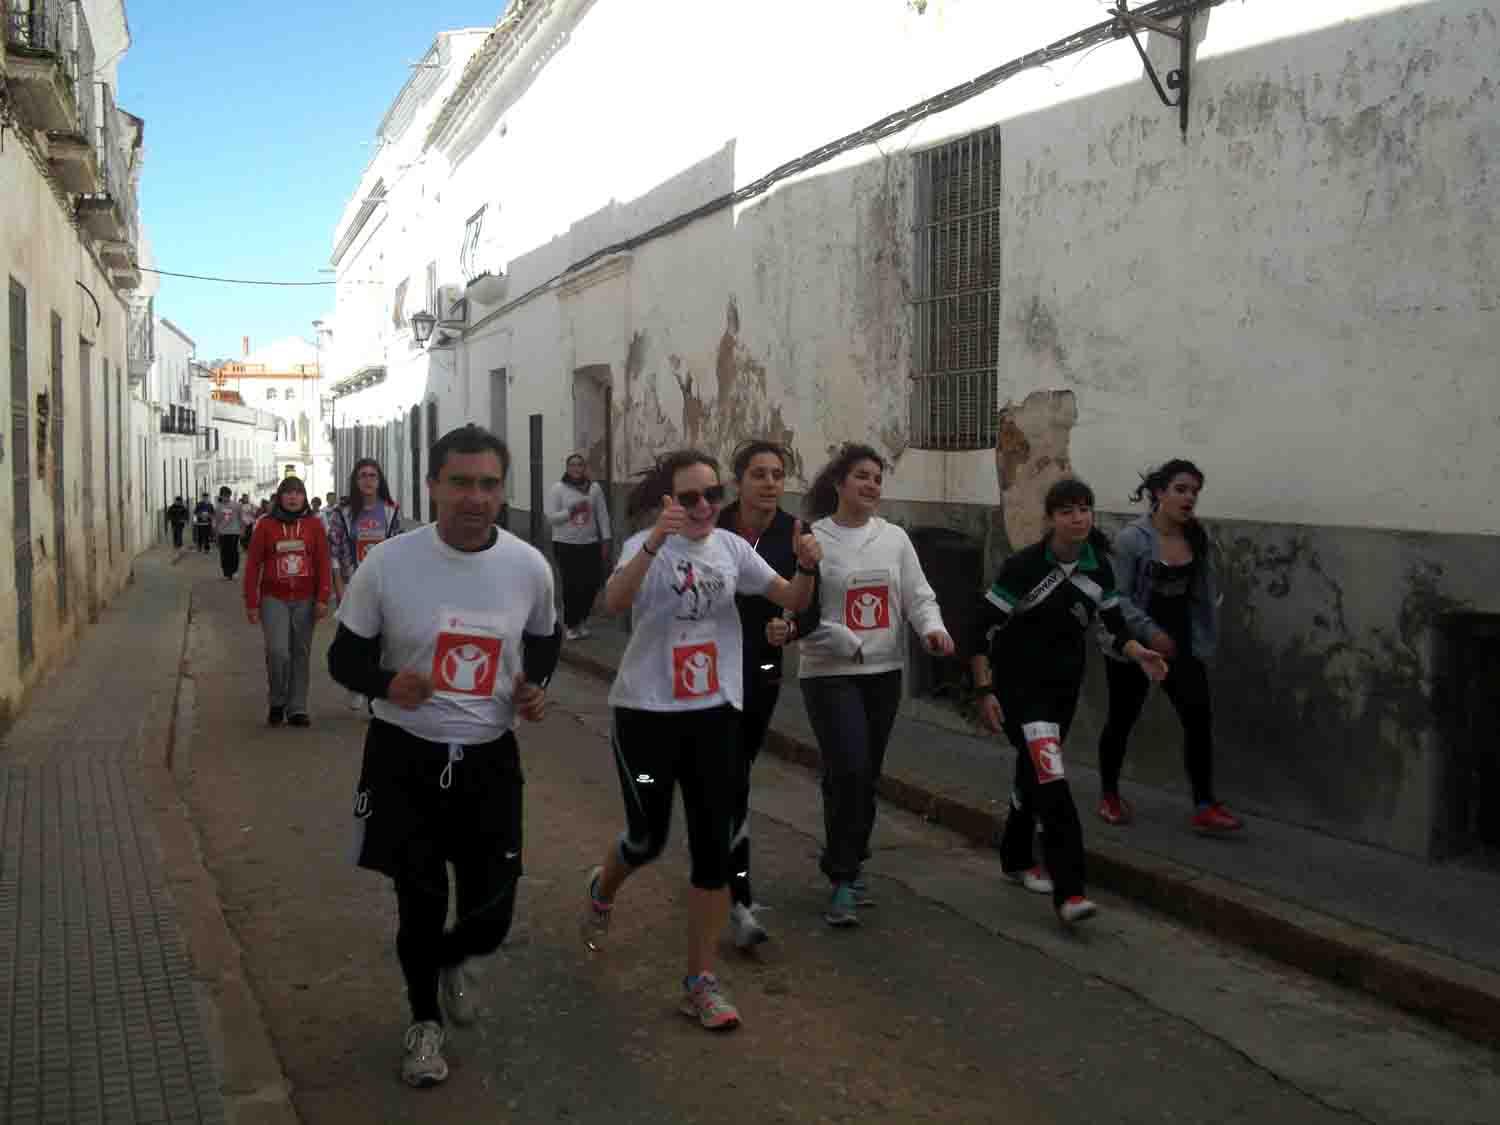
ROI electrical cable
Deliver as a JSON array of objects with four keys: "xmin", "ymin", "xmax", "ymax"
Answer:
[{"xmin": 472, "ymin": 0, "xmax": 1221, "ymax": 330}]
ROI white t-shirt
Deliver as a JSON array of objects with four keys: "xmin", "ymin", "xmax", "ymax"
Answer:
[
  {"xmin": 338, "ymin": 524, "xmax": 557, "ymax": 745},
  {"xmin": 607, "ymin": 528, "xmax": 778, "ymax": 713}
]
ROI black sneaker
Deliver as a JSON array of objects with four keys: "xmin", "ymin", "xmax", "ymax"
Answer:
[
  {"xmin": 288, "ymin": 713, "xmax": 310, "ymax": 728},
  {"xmin": 268, "ymin": 706, "xmax": 286, "ymax": 727}
]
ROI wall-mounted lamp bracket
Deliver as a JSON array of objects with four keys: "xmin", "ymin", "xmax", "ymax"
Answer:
[{"xmin": 1114, "ymin": 2, "xmax": 1192, "ymax": 136}]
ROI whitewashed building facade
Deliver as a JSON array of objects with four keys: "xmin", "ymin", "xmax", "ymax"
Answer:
[
  {"xmin": 325, "ymin": 0, "xmax": 1500, "ymax": 858},
  {"xmin": 2, "ymin": 0, "xmax": 153, "ymax": 715}
]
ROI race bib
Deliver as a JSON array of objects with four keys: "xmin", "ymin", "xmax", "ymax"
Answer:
[
  {"xmin": 431, "ymin": 608, "xmax": 506, "ymax": 697},
  {"xmin": 274, "ymin": 538, "xmax": 306, "ymax": 580},
  {"xmin": 356, "ymin": 531, "xmax": 382, "ymax": 563},
  {"xmin": 569, "ymin": 500, "xmax": 591, "ymax": 528},
  {"xmin": 1022, "ymin": 721, "xmax": 1066, "ymax": 785},
  {"xmin": 669, "ymin": 622, "xmax": 720, "ymax": 701},
  {"xmin": 844, "ymin": 570, "xmax": 892, "ymax": 632}
]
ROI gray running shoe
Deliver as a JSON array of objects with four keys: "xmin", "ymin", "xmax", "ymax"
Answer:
[
  {"xmin": 439, "ymin": 961, "xmax": 477, "ymax": 1027},
  {"xmin": 400, "ymin": 1021, "xmax": 448, "ymax": 1089},
  {"xmin": 727, "ymin": 902, "xmax": 769, "ymax": 950},
  {"xmin": 825, "ymin": 883, "xmax": 859, "ymax": 927},
  {"xmin": 582, "ymin": 865, "xmax": 611, "ymax": 950},
  {"xmin": 850, "ymin": 876, "xmax": 877, "ymax": 907}
]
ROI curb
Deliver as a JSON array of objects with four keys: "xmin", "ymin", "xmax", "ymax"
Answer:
[
  {"xmin": 560, "ymin": 645, "xmax": 1500, "ymax": 1049},
  {"xmin": 151, "ymin": 586, "xmax": 302, "ymax": 1124}
]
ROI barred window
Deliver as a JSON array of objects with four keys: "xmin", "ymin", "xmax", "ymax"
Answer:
[
  {"xmin": 909, "ymin": 127, "xmax": 1001, "ymax": 451},
  {"xmin": 425, "ymin": 261, "xmax": 438, "ymax": 316},
  {"xmin": 392, "ymin": 277, "xmax": 410, "ymax": 330},
  {"xmin": 460, "ymin": 206, "xmax": 487, "ymax": 281}
]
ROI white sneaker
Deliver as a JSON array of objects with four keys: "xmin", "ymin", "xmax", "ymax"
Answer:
[
  {"xmin": 563, "ymin": 627, "xmax": 581, "ymax": 641},
  {"xmin": 347, "ymin": 692, "xmax": 367, "ymax": 711},
  {"xmin": 400, "ymin": 1021, "xmax": 448, "ymax": 1088},
  {"xmin": 574, "ymin": 623, "xmax": 592, "ymax": 639},
  {"xmin": 439, "ymin": 961, "xmax": 477, "ymax": 1027},
  {"xmin": 727, "ymin": 902, "xmax": 769, "ymax": 950},
  {"xmin": 1004, "ymin": 866, "xmax": 1054, "ymax": 895},
  {"xmin": 1057, "ymin": 896, "xmax": 1099, "ymax": 926}
]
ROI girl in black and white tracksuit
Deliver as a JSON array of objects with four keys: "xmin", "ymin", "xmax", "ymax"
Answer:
[
  {"xmin": 771, "ymin": 443, "xmax": 953, "ymax": 929},
  {"xmin": 544, "ymin": 453, "xmax": 612, "ymax": 639},
  {"xmin": 1096, "ymin": 458, "xmax": 1243, "ymax": 835},
  {"xmin": 971, "ymin": 477, "xmax": 1168, "ymax": 925},
  {"xmin": 581, "ymin": 450, "xmax": 820, "ymax": 1032},
  {"xmin": 717, "ymin": 440, "xmax": 804, "ymax": 950}
]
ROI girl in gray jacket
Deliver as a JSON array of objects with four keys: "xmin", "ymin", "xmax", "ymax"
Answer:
[{"xmin": 1097, "ymin": 459, "xmax": 1243, "ymax": 835}]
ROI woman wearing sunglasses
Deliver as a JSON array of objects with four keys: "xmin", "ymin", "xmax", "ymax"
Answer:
[
  {"xmin": 581, "ymin": 450, "xmax": 821, "ymax": 1032},
  {"xmin": 768, "ymin": 443, "xmax": 953, "ymax": 928}
]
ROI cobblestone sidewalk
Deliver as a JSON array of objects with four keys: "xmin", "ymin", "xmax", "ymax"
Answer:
[{"xmin": 0, "ymin": 550, "xmax": 224, "ymax": 1124}]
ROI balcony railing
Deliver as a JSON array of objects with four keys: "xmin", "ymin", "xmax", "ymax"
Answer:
[
  {"xmin": 4, "ymin": 0, "xmax": 63, "ymax": 53},
  {"xmin": 5, "ymin": 0, "xmax": 94, "ymax": 138},
  {"xmin": 80, "ymin": 80, "xmax": 140, "ymax": 272},
  {"xmin": 128, "ymin": 297, "xmax": 154, "ymax": 381}
]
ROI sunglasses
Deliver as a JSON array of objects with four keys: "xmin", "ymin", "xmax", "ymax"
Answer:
[{"xmin": 674, "ymin": 485, "xmax": 726, "ymax": 508}]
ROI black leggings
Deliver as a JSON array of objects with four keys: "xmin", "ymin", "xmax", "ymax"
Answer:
[
  {"xmin": 395, "ymin": 853, "xmax": 519, "ymax": 1025},
  {"xmin": 170, "ymin": 523, "xmax": 185, "ymax": 548},
  {"xmin": 612, "ymin": 705, "xmax": 738, "ymax": 890},
  {"xmin": 554, "ymin": 541, "xmax": 602, "ymax": 629},
  {"xmin": 217, "ymin": 533, "xmax": 240, "ymax": 578},
  {"xmin": 800, "ymin": 670, "xmax": 902, "ymax": 884},
  {"xmin": 997, "ymin": 686, "xmax": 1085, "ymax": 907},
  {"xmin": 194, "ymin": 524, "xmax": 212, "ymax": 551},
  {"xmin": 729, "ymin": 680, "xmax": 780, "ymax": 907},
  {"xmin": 1098, "ymin": 654, "xmax": 1215, "ymax": 806}
]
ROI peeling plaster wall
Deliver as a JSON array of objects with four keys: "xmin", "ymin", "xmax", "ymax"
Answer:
[
  {"xmin": 1, "ymin": 125, "xmax": 136, "ymax": 720},
  {"xmin": 373, "ymin": 0, "xmax": 1498, "ymax": 855}
]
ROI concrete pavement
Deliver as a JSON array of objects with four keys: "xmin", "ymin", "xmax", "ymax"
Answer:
[
  {"xmin": 176, "ymin": 561, "xmax": 1499, "ymax": 1123},
  {"xmin": 560, "ymin": 618, "xmax": 1500, "ymax": 1049}
]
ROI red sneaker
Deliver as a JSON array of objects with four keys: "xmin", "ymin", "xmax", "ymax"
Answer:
[
  {"xmin": 1191, "ymin": 803, "xmax": 1244, "ymax": 834},
  {"xmin": 1096, "ymin": 794, "xmax": 1133, "ymax": 826}
]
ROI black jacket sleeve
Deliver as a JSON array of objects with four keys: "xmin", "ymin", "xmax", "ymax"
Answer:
[
  {"xmin": 522, "ymin": 624, "xmax": 562, "ymax": 688},
  {"xmin": 328, "ymin": 624, "xmax": 397, "ymax": 699}
]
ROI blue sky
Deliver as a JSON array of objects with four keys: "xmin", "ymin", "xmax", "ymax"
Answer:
[{"xmin": 120, "ymin": 1, "xmax": 509, "ymax": 364}]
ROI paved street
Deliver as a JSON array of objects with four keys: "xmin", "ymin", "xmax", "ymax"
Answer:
[{"xmin": 162, "ymin": 547, "xmax": 1498, "ymax": 1124}]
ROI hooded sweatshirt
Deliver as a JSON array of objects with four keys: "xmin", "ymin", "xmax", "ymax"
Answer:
[
  {"xmin": 794, "ymin": 516, "xmax": 947, "ymax": 679},
  {"xmin": 243, "ymin": 502, "xmax": 332, "ymax": 610},
  {"xmin": 545, "ymin": 478, "xmax": 611, "ymax": 545}
]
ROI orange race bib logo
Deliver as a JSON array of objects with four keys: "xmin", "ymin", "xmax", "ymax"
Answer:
[
  {"xmin": 1022, "ymin": 721, "xmax": 1066, "ymax": 785},
  {"xmin": 275, "ymin": 552, "xmax": 307, "ymax": 580},
  {"xmin": 672, "ymin": 642, "xmax": 720, "ymax": 700},
  {"xmin": 432, "ymin": 633, "xmax": 503, "ymax": 696},
  {"xmin": 845, "ymin": 586, "xmax": 890, "ymax": 632}
]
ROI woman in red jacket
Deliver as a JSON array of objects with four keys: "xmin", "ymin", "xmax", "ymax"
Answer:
[{"xmin": 244, "ymin": 476, "xmax": 333, "ymax": 727}]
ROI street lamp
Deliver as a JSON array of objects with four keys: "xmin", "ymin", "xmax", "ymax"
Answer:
[{"xmin": 409, "ymin": 309, "xmax": 436, "ymax": 345}]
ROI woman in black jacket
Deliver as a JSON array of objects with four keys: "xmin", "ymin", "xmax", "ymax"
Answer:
[{"xmin": 716, "ymin": 440, "xmax": 809, "ymax": 949}]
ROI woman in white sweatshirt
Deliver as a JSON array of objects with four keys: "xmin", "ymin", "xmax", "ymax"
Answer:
[
  {"xmin": 770, "ymin": 443, "xmax": 954, "ymax": 927},
  {"xmin": 545, "ymin": 454, "xmax": 613, "ymax": 639}
]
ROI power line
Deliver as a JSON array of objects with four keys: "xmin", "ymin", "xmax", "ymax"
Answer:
[
  {"xmin": 473, "ymin": 0, "xmax": 1221, "ymax": 331},
  {"xmin": 134, "ymin": 265, "xmax": 336, "ymax": 287}
]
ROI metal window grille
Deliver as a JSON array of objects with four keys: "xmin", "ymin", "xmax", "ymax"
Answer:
[
  {"xmin": 460, "ymin": 206, "xmax": 486, "ymax": 281},
  {"xmin": 425, "ymin": 261, "xmax": 438, "ymax": 316},
  {"xmin": 909, "ymin": 126, "xmax": 1002, "ymax": 451},
  {"xmin": 391, "ymin": 278, "xmax": 409, "ymax": 330}
]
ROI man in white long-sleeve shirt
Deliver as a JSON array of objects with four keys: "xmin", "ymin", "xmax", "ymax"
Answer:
[{"xmin": 544, "ymin": 453, "xmax": 612, "ymax": 639}]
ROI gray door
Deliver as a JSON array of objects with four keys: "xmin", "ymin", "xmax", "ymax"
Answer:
[
  {"xmin": 51, "ymin": 311, "xmax": 66, "ymax": 620},
  {"xmin": 9, "ymin": 280, "xmax": 34, "ymax": 671},
  {"xmin": 80, "ymin": 339, "xmax": 97, "ymax": 619},
  {"xmin": 103, "ymin": 357, "xmax": 113, "ymax": 562},
  {"xmin": 490, "ymin": 368, "xmax": 508, "ymax": 444},
  {"xmin": 571, "ymin": 365, "xmax": 610, "ymax": 479},
  {"xmin": 528, "ymin": 413, "xmax": 543, "ymax": 546}
]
